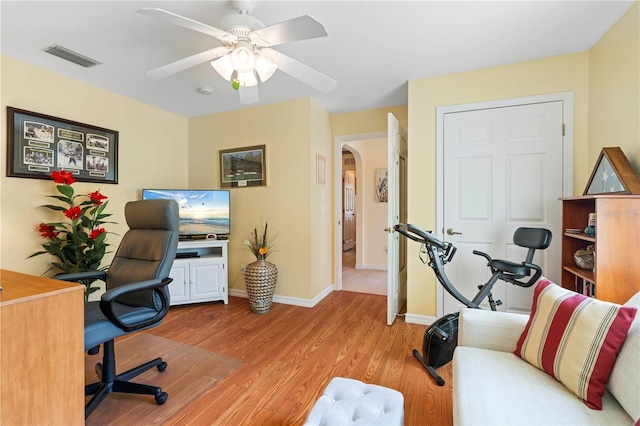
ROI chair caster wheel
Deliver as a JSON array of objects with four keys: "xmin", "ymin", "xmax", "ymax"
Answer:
[
  {"xmin": 155, "ymin": 391, "xmax": 168, "ymax": 405},
  {"xmin": 157, "ymin": 361, "xmax": 167, "ymax": 372}
]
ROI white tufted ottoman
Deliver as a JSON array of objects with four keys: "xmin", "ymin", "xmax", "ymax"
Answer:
[{"xmin": 304, "ymin": 377, "xmax": 404, "ymax": 425}]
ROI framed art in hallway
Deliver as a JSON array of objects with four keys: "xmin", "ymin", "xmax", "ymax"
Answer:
[
  {"xmin": 219, "ymin": 145, "xmax": 266, "ymax": 188},
  {"xmin": 6, "ymin": 106, "xmax": 119, "ymax": 184},
  {"xmin": 375, "ymin": 168, "xmax": 388, "ymax": 202}
]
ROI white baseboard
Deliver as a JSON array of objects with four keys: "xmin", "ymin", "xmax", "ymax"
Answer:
[
  {"xmin": 404, "ymin": 312, "xmax": 437, "ymax": 326},
  {"xmin": 228, "ymin": 284, "xmax": 334, "ymax": 308},
  {"xmin": 355, "ymin": 264, "xmax": 387, "ymax": 271},
  {"xmin": 310, "ymin": 285, "xmax": 334, "ymax": 306},
  {"xmin": 228, "ymin": 288, "xmax": 248, "ymax": 299}
]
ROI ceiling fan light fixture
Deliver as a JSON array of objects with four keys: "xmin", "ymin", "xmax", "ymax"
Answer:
[
  {"xmin": 211, "ymin": 55, "xmax": 234, "ymax": 81},
  {"xmin": 230, "ymin": 42, "xmax": 255, "ymax": 73},
  {"xmin": 236, "ymin": 71, "xmax": 258, "ymax": 87},
  {"xmin": 254, "ymin": 54, "xmax": 277, "ymax": 82}
]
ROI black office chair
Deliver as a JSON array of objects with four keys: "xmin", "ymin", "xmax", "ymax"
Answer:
[{"xmin": 57, "ymin": 198, "xmax": 179, "ymax": 419}]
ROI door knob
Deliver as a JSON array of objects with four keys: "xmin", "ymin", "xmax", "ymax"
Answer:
[{"xmin": 446, "ymin": 228, "xmax": 462, "ymax": 236}]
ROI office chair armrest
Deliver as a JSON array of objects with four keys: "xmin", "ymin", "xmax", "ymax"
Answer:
[
  {"xmin": 99, "ymin": 277, "xmax": 172, "ymax": 332},
  {"xmin": 55, "ymin": 270, "xmax": 107, "ymax": 282}
]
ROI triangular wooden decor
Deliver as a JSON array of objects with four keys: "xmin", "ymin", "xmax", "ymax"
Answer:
[{"xmin": 584, "ymin": 147, "xmax": 640, "ymax": 195}]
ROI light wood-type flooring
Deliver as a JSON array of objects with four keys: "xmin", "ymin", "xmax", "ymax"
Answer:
[
  {"xmin": 341, "ymin": 248, "xmax": 387, "ymax": 295},
  {"xmin": 132, "ymin": 291, "xmax": 453, "ymax": 425}
]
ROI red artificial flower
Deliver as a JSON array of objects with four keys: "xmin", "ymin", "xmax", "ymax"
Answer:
[
  {"xmin": 89, "ymin": 228, "xmax": 105, "ymax": 239},
  {"xmin": 89, "ymin": 190, "xmax": 107, "ymax": 206},
  {"xmin": 64, "ymin": 205, "xmax": 82, "ymax": 220},
  {"xmin": 51, "ymin": 170, "xmax": 75, "ymax": 185},
  {"xmin": 38, "ymin": 223, "xmax": 59, "ymax": 239}
]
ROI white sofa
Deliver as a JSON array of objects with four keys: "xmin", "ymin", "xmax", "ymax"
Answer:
[{"xmin": 452, "ymin": 292, "xmax": 639, "ymax": 425}]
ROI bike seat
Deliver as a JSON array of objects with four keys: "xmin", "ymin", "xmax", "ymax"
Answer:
[{"xmin": 488, "ymin": 259, "xmax": 529, "ymax": 278}]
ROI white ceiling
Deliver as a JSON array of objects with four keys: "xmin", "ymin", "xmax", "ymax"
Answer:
[{"xmin": 0, "ymin": 1, "xmax": 634, "ymax": 118}]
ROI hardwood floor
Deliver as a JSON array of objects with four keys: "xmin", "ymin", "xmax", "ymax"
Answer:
[{"xmin": 139, "ymin": 291, "xmax": 453, "ymax": 425}]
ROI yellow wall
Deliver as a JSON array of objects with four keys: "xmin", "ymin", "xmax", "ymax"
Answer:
[
  {"xmin": 0, "ymin": 56, "xmax": 188, "ymax": 276},
  {"xmin": 589, "ymin": 1, "xmax": 640, "ymax": 170},
  {"xmin": 309, "ymin": 99, "xmax": 334, "ymax": 297},
  {"xmin": 1, "ymin": 2, "xmax": 637, "ymax": 316},
  {"xmin": 331, "ymin": 106, "xmax": 408, "ymax": 137},
  {"xmin": 405, "ymin": 2, "xmax": 640, "ymax": 319},
  {"xmin": 407, "ymin": 52, "xmax": 590, "ymax": 317},
  {"xmin": 188, "ymin": 98, "xmax": 333, "ymax": 300}
]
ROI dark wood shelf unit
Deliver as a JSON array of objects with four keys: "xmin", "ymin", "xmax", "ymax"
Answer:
[{"xmin": 560, "ymin": 195, "xmax": 640, "ymax": 304}]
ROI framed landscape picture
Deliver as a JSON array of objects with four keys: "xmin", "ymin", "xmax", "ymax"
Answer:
[
  {"xmin": 219, "ymin": 145, "xmax": 266, "ymax": 188},
  {"xmin": 6, "ymin": 107, "xmax": 118, "ymax": 184}
]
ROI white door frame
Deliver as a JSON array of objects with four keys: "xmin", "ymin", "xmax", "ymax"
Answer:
[
  {"xmin": 334, "ymin": 131, "xmax": 386, "ymax": 291},
  {"xmin": 435, "ymin": 91, "xmax": 574, "ymax": 318}
]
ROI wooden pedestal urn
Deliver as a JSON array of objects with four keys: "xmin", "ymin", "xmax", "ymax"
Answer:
[{"xmin": 244, "ymin": 260, "xmax": 278, "ymax": 314}]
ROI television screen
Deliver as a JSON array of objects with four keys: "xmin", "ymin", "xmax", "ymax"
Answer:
[{"xmin": 142, "ymin": 189, "xmax": 230, "ymax": 238}]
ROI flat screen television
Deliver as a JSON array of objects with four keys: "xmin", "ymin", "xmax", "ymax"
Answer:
[{"xmin": 142, "ymin": 189, "xmax": 230, "ymax": 239}]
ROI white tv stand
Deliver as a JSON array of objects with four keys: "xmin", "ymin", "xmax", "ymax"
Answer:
[{"xmin": 168, "ymin": 239, "xmax": 228, "ymax": 305}]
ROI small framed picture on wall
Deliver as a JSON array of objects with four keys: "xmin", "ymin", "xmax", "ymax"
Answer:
[
  {"xmin": 316, "ymin": 154, "xmax": 326, "ymax": 186},
  {"xmin": 219, "ymin": 145, "xmax": 266, "ymax": 188}
]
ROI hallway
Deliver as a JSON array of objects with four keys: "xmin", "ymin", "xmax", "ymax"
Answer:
[{"xmin": 341, "ymin": 248, "xmax": 386, "ymax": 296}]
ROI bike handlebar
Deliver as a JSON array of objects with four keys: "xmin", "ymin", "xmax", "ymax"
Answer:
[{"xmin": 394, "ymin": 223, "xmax": 446, "ymax": 250}]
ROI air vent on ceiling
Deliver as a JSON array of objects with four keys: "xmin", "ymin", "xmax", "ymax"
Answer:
[{"xmin": 45, "ymin": 45, "xmax": 101, "ymax": 68}]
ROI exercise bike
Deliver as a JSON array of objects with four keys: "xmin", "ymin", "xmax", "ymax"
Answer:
[{"xmin": 393, "ymin": 223, "xmax": 552, "ymax": 385}]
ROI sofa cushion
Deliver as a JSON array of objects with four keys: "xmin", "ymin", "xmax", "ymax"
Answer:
[
  {"xmin": 453, "ymin": 346, "xmax": 632, "ymax": 425},
  {"xmin": 607, "ymin": 292, "xmax": 640, "ymax": 422},
  {"xmin": 458, "ymin": 308, "xmax": 529, "ymax": 352},
  {"xmin": 514, "ymin": 279, "xmax": 637, "ymax": 410}
]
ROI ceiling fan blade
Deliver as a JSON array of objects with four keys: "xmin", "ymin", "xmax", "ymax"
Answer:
[
  {"xmin": 264, "ymin": 49, "xmax": 337, "ymax": 94},
  {"xmin": 250, "ymin": 15, "xmax": 327, "ymax": 47},
  {"xmin": 137, "ymin": 8, "xmax": 237, "ymax": 43},
  {"xmin": 238, "ymin": 85, "xmax": 259, "ymax": 105},
  {"xmin": 147, "ymin": 46, "xmax": 231, "ymax": 79}
]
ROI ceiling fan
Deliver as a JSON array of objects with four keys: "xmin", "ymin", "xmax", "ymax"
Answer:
[{"xmin": 137, "ymin": 0, "xmax": 337, "ymax": 104}]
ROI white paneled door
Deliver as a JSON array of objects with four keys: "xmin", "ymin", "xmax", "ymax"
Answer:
[
  {"xmin": 387, "ymin": 113, "xmax": 408, "ymax": 325},
  {"xmin": 441, "ymin": 101, "xmax": 565, "ymax": 315},
  {"xmin": 343, "ymin": 170, "xmax": 356, "ymax": 251}
]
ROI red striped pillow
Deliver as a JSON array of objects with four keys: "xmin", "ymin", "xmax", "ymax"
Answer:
[{"xmin": 514, "ymin": 279, "xmax": 637, "ymax": 409}]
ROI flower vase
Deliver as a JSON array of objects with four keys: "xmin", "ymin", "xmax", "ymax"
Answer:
[{"xmin": 244, "ymin": 260, "xmax": 278, "ymax": 314}]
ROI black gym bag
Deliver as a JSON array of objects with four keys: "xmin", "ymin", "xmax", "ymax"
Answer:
[{"xmin": 412, "ymin": 313, "xmax": 459, "ymax": 385}]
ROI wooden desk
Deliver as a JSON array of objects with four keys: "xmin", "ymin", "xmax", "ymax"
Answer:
[{"xmin": 0, "ymin": 269, "xmax": 84, "ymax": 425}]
